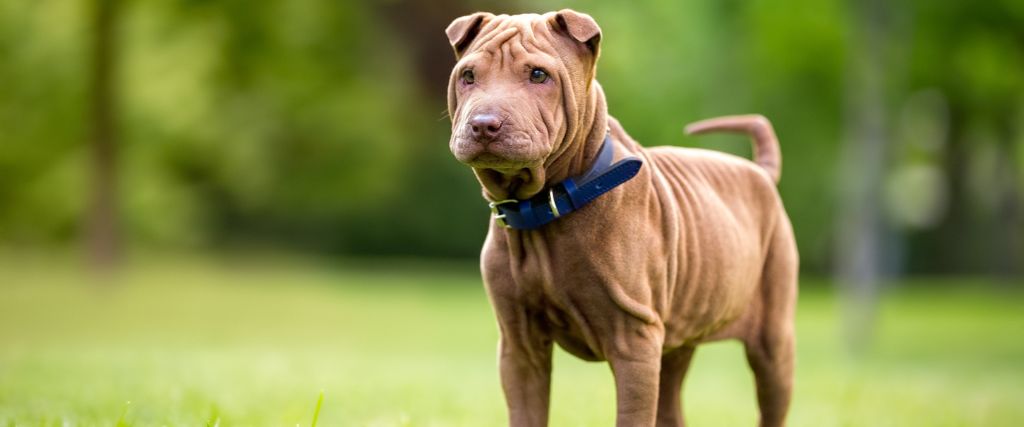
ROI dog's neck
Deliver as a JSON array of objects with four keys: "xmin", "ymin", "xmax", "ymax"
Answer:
[{"xmin": 474, "ymin": 82, "xmax": 609, "ymax": 201}]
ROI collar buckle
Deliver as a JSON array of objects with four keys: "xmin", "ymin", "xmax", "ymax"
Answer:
[{"xmin": 488, "ymin": 199, "xmax": 517, "ymax": 228}]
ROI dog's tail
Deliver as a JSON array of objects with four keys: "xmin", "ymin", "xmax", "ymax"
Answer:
[{"xmin": 684, "ymin": 114, "xmax": 781, "ymax": 184}]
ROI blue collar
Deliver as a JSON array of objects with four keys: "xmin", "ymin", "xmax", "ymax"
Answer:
[{"xmin": 487, "ymin": 135, "xmax": 643, "ymax": 230}]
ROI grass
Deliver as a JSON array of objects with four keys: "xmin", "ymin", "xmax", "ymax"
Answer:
[{"xmin": 0, "ymin": 253, "xmax": 1022, "ymax": 426}]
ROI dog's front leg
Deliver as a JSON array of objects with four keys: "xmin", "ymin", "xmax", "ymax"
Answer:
[
  {"xmin": 607, "ymin": 324, "xmax": 664, "ymax": 427},
  {"xmin": 497, "ymin": 319, "xmax": 553, "ymax": 427}
]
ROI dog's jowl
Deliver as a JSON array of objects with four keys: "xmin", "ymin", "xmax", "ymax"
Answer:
[{"xmin": 445, "ymin": 10, "xmax": 798, "ymax": 427}]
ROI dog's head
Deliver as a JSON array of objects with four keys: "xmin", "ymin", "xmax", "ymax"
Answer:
[{"xmin": 445, "ymin": 10, "xmax": 602, "ymax": 200}]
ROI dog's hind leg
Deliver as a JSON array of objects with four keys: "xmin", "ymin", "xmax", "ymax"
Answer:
[
  {"xmin": 744, "ymin": 330, "xmax": 794, "ymax": 427},
  {"xmin": 743, "ymin": 217, "xmax": 798, "ymax": 427},
  {"xmin": 655, "ymin": 345, "xmax": 696, "ymax": 427}
]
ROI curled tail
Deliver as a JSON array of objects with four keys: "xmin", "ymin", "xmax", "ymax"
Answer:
[{"xmin": 684, "ymin": 114, "xmax": 782, "ymax": 184}]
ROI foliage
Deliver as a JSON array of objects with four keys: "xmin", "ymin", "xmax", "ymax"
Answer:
[{"xmin": 1, "ymin": 0, "xmax": 1022, "ymax": 273}]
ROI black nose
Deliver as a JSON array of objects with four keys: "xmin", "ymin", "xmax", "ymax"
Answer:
[{"xmin": 468, "ymin": 114, "xmax": 503, "ymax": 141}]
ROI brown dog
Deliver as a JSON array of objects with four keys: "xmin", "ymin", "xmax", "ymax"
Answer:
[{"xmin": 445, "ymin": 10, "xmax": 798, "ymax": 427}]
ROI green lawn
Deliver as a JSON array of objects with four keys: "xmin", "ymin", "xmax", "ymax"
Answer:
[{"xmin": 1, "ymin": 254, "xmax": 1022, "ymax": 426}]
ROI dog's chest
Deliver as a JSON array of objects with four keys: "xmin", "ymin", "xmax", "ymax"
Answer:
[
  {"xmin": 514, "ymin": 274, "xmax": 607, "ymax": 361},
  {"xmin": 503, "ymin": 241, "xmax": 622, "ymax": 361}
]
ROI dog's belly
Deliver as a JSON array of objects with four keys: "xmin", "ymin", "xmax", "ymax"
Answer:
[
  {"xmin": 551, "ymin": 326, "xmax": 602, "ymax": 361},
  {"xmin": 669, "ymin": 214, "xmax": 764, "ymax": 345},
  {"xmin": 660, "ymin": 262, "xmax": 762, "ymax": 347},
  {"xmin": 646, "ymin": 146, "xmax": 777, "ymax": 347}
]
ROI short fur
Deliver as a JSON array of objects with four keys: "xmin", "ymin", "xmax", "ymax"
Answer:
[{"xmin": 446, "ymin": 10, "xmax": 798, "ymax": 427}]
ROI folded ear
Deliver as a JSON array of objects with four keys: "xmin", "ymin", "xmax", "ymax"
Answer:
[
  {"xmin": 550, "ymin": 9, "xmax": 601, "ymax": 56},
  {"xmin": 445, "ymin": 12, "xmax": 493, "ymax": 58}
]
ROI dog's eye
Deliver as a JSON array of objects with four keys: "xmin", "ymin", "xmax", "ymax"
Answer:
[
  {"xmin": 462, "ymin": 69, "xmax": 475, "ymax": 84},
  {"xmin": 529, "ymin": 68, "xmax": 548, "ymax": 83}
]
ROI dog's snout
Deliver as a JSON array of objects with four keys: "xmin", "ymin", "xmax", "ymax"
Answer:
[{"xmin": 468, "ymin": 114, "xmax": 503, "ymax": 141}]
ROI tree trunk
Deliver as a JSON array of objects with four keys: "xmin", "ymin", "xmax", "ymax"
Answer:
[
  {"xmin": 834, "ymin": 0, "xmax": 891, "ymax": 353},
  {"xmin": 86, "ymin": 0, "xmax": 120, "ymax": 268}
]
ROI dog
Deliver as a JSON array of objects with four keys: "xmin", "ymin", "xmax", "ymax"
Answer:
[{"xmin": 445, "ymin": 9, "xmax": 798, "ymax": 427}]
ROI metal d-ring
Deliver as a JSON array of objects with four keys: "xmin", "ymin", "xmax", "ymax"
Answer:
[{"xmin": 548, "ymin": 189, "xmax": 561, "ymax": 218}]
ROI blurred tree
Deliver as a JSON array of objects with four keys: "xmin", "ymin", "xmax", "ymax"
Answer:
[
  {"xmin": 903, "ymin": 0, "xmax": 1024, "ymax": 276},
  {"xmin": 86, "ymin": 0, "xmax": 121, "ymax": 267},
  {"xmin": 0, "ymin": 0, "xmax": 1020, "ymax": 278},
  {"xmin": 834, "ymin": 0, "xmax": 898, "ymax": 351}
]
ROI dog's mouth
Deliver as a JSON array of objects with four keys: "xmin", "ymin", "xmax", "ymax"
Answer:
[
  {"xmin": 465, "ymin": 151, "xmax": 531, "ymax": 169},
  {"xmin": 453, "ymin": 133, "xmax": 540, "ymax": 166},
  {"xmin": 467, "ymin": 152, "xmax": 508, "ymax": 166}
]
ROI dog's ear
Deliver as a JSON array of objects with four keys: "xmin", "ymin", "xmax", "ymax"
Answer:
[
  {"xmin": 550, "ymin": 9, "xmax": 601, "ymax": 57},
  {"xmin": 446, "ymin": 12, "xmax": 493, "ymax": 59}
]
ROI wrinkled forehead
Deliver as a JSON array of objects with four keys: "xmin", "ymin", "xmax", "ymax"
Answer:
[{"xmin": 459, "ymin": 14, "xmax": 565, "ymax": 66}]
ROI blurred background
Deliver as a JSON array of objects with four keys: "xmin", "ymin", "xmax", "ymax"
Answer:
[{"xmin": 1, "ymin": 0, "xmax": 1022, "ymax": 425}]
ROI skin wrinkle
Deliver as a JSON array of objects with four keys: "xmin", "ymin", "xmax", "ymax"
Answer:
[
  {"xmin": 532, "ymin": 103, "xmax": 551, "ymax": 145},
  {"xmin": 500, "ymin": 39, "xmax": 510, "ymax": 70},
  {"xmin": 543, "ymin": 86, "xmax": 601, "ymax": 187},
  {"xmin": 549, "ymin": 76, "xmax": 580, "ymax": 169},
  {"xmin": 570, "ymin": 297, "xmax": 605, "ymax": 359},
  {"xmin": 522, "ymin": 22, "xmax": 538, "ymax": 48},
  {"xmin": 508, "ymin": 235, "xmax": 527, "ymax": 286},
  {"xmin": 644, "ymin": 178, "xmax": 674, "ymax": 317},
  {"xmin": 540, "ymin": 76, "xmax": 565, "ymax": 153},
  {"xmin": 472, "ymin": 21, "xmax": 514, "ymax": 54},
  {"xmin": 516, "ymin": 309, "xmax": 546, "ymax": 371},
  {"xmin": 671, "ymin": 163, "xmax": 702, "ymax": 314},
  {"xmin": 674, "ymin": 168, "xmax": 693, "ymax": 329},
  {"xmin": 662, "ymin": 174, "xmax": 682, "ymax": 317},
  {"xmin": 508, "ymin": 27, "xmax": 534, "ymax": 65},
  {"xmin": 527, "ymin": 231, "xmax": 555, "ymax": 298}
]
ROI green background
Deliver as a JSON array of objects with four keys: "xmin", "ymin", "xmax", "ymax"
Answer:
[
  {"xmin": 1, "ymin": 0, "xmax": 1022, "ymax": 425},
  {"xmin": 3, "ymin": 0, "xmax": 1022, "ymax": 273}
]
